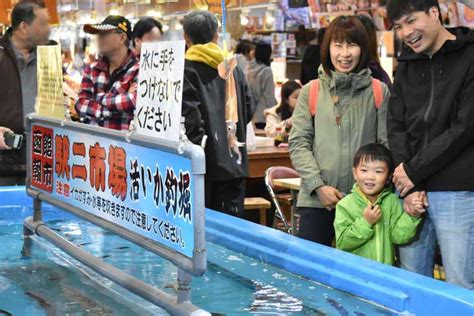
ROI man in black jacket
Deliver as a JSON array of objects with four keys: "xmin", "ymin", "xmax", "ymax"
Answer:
[
  {"xmin": 181, "ymin": 11, "xmax": 253, "ymax": 217},
  {"xmin": 387, "ymin": 0, "xmax": 474, "ymax": 289},
  {"xmin": 0, "ymin": 2, "xmax": 50, "ymax": 185}
]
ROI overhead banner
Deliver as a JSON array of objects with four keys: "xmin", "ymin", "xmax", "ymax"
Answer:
[
  {"xmin": 36, "ymin": 45, "xmax": 65, "ymax": 119},
  {"xmin": 30, "ymin": 122, "xmax": 196, "ymax": 258},
  {"xmin": 134, "ymin": 41, "xmax": 185, "ymax": 144}
]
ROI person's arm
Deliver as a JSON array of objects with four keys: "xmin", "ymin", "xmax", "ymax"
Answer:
[
  {"xmin": 334, "ymin": 202, "xmax": 375, "ymax": 252},
  {"xmin": 387, "ymin": 65, "xmax": 413, "ymax": 166},
  {"xmin": 389, "ymin": 195, "xmax": 422, "ymax": 245},
  {"xmin": 95, "ymin": 63, "xmax": 139, "ymax": 115},
  {"xmin": 288, "ymin": 84, "xmax": 325, "ymax": 192},
  {"xmin": 181, "ymin": 70, "xmax": 205, "ymax": 145},
  {"xmin": 260, "ymin": 67, "xmax": 277, "ymax": 110},
  {"xmin": 75, "ymin": 64, "xmax": 103, "ymax": 121},
  {"xmin": 404, "ymin": 64, "xmax": 474, "ymax": 185},
  {"xmin": 265, "ymin": 112, "xmax": 286, "ymax": 138},
  {"xmin": 376, "ymin": 84, "xmax": 390, "ymax": 147},
  {"xmin": 235, "ymin": 67, "xmax": 254, "ymax": 125}
]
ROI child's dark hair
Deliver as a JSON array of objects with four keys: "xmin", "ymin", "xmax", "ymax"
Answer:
[
  {"xmin": 387, "ymin": 0, "xmax": 442, "ymax": 24},
  {"xmin": 353, "ymin": 143, "xmax": 394, "ymax": 173}
]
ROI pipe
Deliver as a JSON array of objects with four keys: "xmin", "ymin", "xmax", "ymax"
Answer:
[
  {"xmin": 26, "ymin": 187, "xmax": 199, "ymax": 275},
  {"xmin": 24, "ymin": 217, "xmax": 210, "ymax": 316}
]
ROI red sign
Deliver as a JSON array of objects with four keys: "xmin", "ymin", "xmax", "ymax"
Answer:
[{"xmin": 31, "ymin": 125, "xmax": 54, "ymax": 193}]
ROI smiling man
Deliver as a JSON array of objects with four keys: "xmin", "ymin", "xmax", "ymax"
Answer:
[{"xmin": 387, "ymin": 0, "xmax": 474, "ymax": 289}]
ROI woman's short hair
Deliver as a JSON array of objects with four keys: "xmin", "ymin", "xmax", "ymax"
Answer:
[{"xmin": 320, "ymin": 15, "xmax": 371, "ymax": 76}]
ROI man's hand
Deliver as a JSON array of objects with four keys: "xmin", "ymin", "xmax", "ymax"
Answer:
[
  {"xmin": 316, "ymin": 186, "xmax": 344, "ymax": 211},
  {"xmin": 129, "ymin": 82, "xmax": 138, "ymax": 95},
  {"xmin": 393, "ymin": 163, "xmax": 415, "ymax": 197},
  {"xmin": 0, "ymin": 127, "xmax": 13, "ymax": 150},
  {"xmin": 403, "ymin": 191, "xmax": 429, "ymax": 217},
  {"xmin": 363, "ymin": 204, "xmax": 382, "ymax": 225}
]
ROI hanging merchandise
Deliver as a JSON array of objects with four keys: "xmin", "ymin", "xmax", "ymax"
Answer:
[
  {"xmin": 218, "ymin": 0, "xmax": 244, "ymax": 165},
  {"xmin": 279, "ymin": 0, "xmax": 312, "ymax": 28}
]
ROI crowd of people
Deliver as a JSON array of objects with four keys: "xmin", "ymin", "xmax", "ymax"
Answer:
[{"xmin": 0, "ymin": 0, "xmax": 472, "ymax": 291}]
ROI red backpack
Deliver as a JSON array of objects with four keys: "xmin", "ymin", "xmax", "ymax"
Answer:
[{"xmin": 308, "ymin": 78, "xmax": 384, "ymax": 116}]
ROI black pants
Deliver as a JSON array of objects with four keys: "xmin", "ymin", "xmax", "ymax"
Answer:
[
  {"xmin": 205, "ymin": 178, "xmax": 246, "ymax": 217},
  {"xmin": 297, "ymin": 207, "xmax": 335, "ymax": 246}
]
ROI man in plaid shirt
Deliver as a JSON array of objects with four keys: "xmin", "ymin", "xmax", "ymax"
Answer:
[{"xmin": 75, "ymin": 16, "xmax": 138, "ymax": 130}]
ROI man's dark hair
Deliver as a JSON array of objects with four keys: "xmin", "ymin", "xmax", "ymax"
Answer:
[
  {"xmin": 132, "ymin": 17, "xmax": 163, "ymax": 47},
  {"xmin": 255, "ymin": 42, "xmax": 272, "ymax": 66},
  {"xmin": 183, "ymin": 10, "xmax": 218, "ymax": 45},
  {"xmin": 353, "ymin": 143, "xmax": 394, "ymax": 173},
  {"xmin": 11, "ymin": 1, "xmax": 43, "ymax": 31},
  {"xmin": 387, "ymin": 0, "xmax": 442, "ymax": 24}
]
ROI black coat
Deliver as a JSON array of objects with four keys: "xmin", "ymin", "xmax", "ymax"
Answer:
[
  {"xmin": 182, "ymin": 60, "xmax": 253, "ymax": 181},
  {"xmin": 0, "ymin": 31, "xmax": 26, "ymax": 175},
  {"xmin": 300, "ymin": 44, "xmax": 321, "ymax": 85},
  {"xmin": 388, "ymin": 27, "xmax": 474, "ymax": 192}
]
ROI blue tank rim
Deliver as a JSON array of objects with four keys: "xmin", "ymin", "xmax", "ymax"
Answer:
[{"xmin": 1, "ymin": 186, "xmax": 473, "ymax": 315}]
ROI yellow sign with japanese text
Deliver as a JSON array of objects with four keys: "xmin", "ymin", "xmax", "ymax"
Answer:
[{"xmin": 36, "ymin": 45, "xmax": 65, "ymax": 119}]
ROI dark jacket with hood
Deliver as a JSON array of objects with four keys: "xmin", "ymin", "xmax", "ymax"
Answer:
[
  {"xmin": 0, "ymin": 30, "xmax": 26, "ymax": 176},
  {"xmin": 388, "ymin": 27, "xmax": 474, "ymax": 193},
  {"xmin": 182, "ymin": 56, "xmax": 253, "ymax": 182}
]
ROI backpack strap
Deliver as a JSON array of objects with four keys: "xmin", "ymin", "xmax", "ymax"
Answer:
[
  {"xmin": 308, "ymin": 79, "xmax": 320, "ymax": 116},
  {"xmin": 372, "ymin": 78, "xmax": 383, "ymax": 109},
  {"xmin": 309, "ymin": 78, "xmax": 383, "ymax": 116}
]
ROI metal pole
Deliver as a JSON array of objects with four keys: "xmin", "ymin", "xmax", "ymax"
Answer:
[
  {"xmin": 177, "ymin": 268, "xmax": 192, "ymax": 304},
  {"xmin": 23, "ymin": 217, "xmax": 210, "ymax": 316},
  {"xmin": 22, "ymin": 197, "xmax": 43, "ymax": 257},
  {"xmin": 33, "ymin": 197, "xmax": 42, "ymax": 222},
  {"xmin": 27, "ymin": 188, "xmax": 199, "ymax": 275}
]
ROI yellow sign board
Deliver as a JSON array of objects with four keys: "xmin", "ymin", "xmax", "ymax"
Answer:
[{"xmin": 36, "ymin": 45, "xmax": 65, "ymax": 119}]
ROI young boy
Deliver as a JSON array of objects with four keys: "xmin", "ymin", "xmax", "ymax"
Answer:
[{"xmin": 334, "ymin": 144, "xmax": 423, "ymax": 265}]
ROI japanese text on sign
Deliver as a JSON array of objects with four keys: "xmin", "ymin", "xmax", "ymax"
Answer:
[
  {"xmin": 134, "ymin": 41, "xmax": 185, "ymax": 143},
  {"xmin": 31, "ymin": 125, "xmax": 194, "ymax": 258}
]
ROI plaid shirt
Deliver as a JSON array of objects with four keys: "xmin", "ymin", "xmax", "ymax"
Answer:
[{"xmin": 75, "ymin": 50, "xmax": 139, "ymax": 130}]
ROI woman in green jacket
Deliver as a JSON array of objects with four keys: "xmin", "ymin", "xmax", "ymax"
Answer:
[{"xmin": 289, "ymin": 16, "xmax": 391, "ymax": 246}]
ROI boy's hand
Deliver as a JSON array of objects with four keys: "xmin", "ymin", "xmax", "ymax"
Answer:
[
  {"xmin": 316, "ymin": 186, "xmax": 344, "ymax": 211},
  {"xmin": 364, "ymin": 204, "xmax": 381, "ymax": 225},
  {"xmin": 404, "ymin": 191, "xmax": 429, "ymax": 217}
]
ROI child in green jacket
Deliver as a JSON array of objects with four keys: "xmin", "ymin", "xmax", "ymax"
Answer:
[{"xmin": 334, "ymin": 143, "xmax": 424, "ymax": 265}]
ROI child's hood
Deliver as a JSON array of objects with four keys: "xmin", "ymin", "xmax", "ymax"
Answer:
[{"xmin": 351, "ymin": 184, "xmax": 393, "ymax": 207}]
